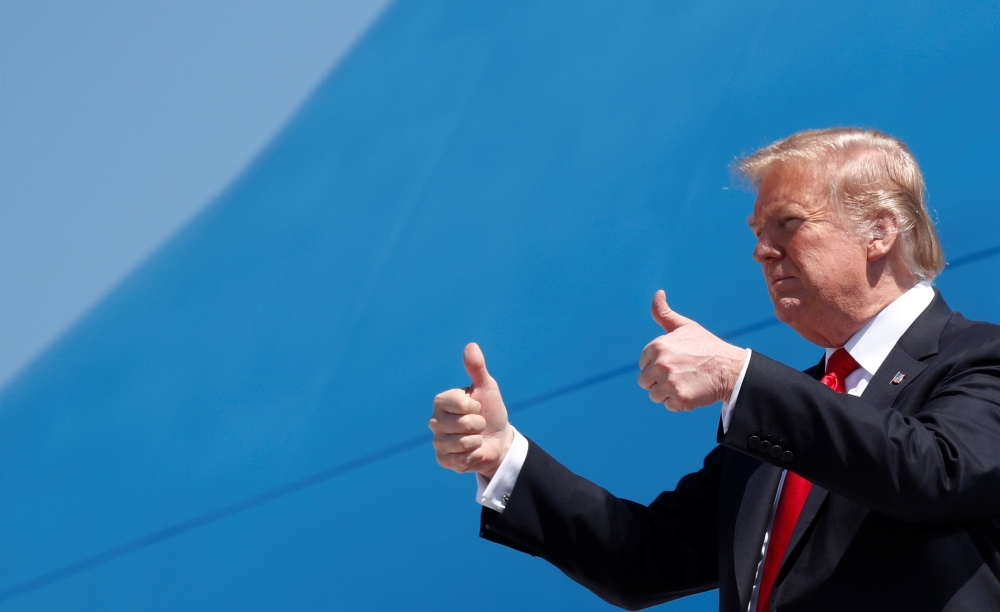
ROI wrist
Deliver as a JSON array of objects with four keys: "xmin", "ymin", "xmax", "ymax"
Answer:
[
  {"xmin": 478, "ymin": 425, "xmax": 514, "ymax": 480},
  {"xmin": 717, "ymin": 346, "xmax": 748, "ymax": 404}
]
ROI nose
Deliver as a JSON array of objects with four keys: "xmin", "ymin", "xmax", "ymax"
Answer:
[{"xmin": 753, "ymin": 232, "xmax": 781, "ymax": 263}]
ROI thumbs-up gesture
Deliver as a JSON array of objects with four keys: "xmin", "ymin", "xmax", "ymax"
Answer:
[
  {"xmin": 429, "ymin": 343, "xmax": 513, "ymax": 479},
  {"xmin": 638, "ymin": 290, "xmax": 748, "ymax": 411}
]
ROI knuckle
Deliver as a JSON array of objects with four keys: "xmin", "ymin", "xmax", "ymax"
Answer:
[
  {"xmin": 465, "ymin": 414, "xmax": 486, "ymax": 432},
  {"xmin": 462, "ymin": 435, "xmax": 483, "ymax": 451},
  {"xmin": 456, "ymin": 415, "xmax": 473, "ymax": 432},
  {"xmin": 434, "ymin": 389, "xmax": 455, "ymax": 403},
  {"xmin": 432, "ymin": 395, "xmax": 452, "ymax": 413},
  {"xmin": 674, "ymin": 387, "xmax": 698, "ymax": 409}
]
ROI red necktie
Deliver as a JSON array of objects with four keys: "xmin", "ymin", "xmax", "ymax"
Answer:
[{"xmin": 755, "ymin": 348, "xmax": 858, "ymax": 611}]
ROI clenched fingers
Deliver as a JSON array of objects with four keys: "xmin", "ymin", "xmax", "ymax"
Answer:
[
  {"xmin": 638, "ymin": 340, "xmax": 661, "ymax": 371},
  {"xmin": 428, "ymin": 411, "xmax": 486, "ymax": 436},
  {"xmin": 433, "ymin": 433, "xmax": 484, "ymax": 454},
  {"xmin": 433, "ymin": 388, "xmax": 482, "ymax": 416},
  {"xmin": 638, "ymin": 354, "xmax": 670, "ymax": 391},
  {"xmin": 429, "ymin": 392, "xmax": 489, "ymax": 473},
  {"xmin": 647, "ymin": 380, "xmax": 672, "ymax": 404}
]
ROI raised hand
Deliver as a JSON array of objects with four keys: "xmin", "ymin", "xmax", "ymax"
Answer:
[
  {"xmin": 429, "ymin": 343, "xmax": 513, "ymax": 479},
  {"xmin": 638, "ymin": 290, "xmax": 748, "ymax": 411}
]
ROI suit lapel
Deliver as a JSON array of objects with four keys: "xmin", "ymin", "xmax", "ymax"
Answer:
[
  {"xmin": 858, "ymin": 344, "xmax": 926, "ymax": 408},
  {"xmin": 897, "ymin": 289, "xmax": 950, "ymax": 361},
  {"xmin": 734, "ymin": 462, "xmax": 784, "ymax": 612},
  {"xmin": 854, "ymin": 290, "xmax": 951, "ymax": 410}
]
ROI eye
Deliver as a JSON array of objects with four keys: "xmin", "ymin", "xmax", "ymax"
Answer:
[{"xmin": 780, "ymin": 216, "xmax": 802, "ymax": 229}]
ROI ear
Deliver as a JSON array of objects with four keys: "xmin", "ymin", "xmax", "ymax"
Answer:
[{"xmin": 867, "ymin": 212, "xmax": 900, "ymax": 262}]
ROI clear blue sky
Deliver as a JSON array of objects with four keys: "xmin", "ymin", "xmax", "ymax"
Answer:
[{"xmin": 0, "ymin": 0, "xmax": 389, "ymax": 386}]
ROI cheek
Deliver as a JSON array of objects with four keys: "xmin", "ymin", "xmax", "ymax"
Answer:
[
  {"xmin": 781, "ymin": 240, "xmax": 813, "ymax": 279},
  {"xmin": 795, "ymin": 238, "xmax": 866, "ymax": 293},
  {"xmin": 783, "ymin": 245, "xmax": 832, "ymax": 295}
]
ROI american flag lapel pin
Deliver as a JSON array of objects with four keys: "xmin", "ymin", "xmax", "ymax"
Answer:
[{"xmin": 891, "ymin": 372, "xmax": 906, "ymax": 385}]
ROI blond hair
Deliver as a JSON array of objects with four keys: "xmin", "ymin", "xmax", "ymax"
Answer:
[{"xmin": 735, "ymin": 128, "xmax": 945, "ymax": 280}]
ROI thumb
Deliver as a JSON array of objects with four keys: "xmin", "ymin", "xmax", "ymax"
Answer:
[
  {"xmin": 651, "ymin": 290, "xmax": 694, "ymax": 332},
  {"xmin": 463, "ymin": 342, "xmax": 493, "ymax": 387}
]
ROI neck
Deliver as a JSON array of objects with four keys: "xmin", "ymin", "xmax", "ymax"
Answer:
[{"xmin": 826, "ymin": 272, "xmax": 920, "ymax": 347}]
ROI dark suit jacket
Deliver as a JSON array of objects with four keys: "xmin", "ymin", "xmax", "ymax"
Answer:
[{"xmin": 480, "ymin": 293, "xmax": 1000, "ymax": 611}]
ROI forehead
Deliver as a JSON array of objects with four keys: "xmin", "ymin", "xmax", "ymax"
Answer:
[{"xmin": 748, "ymin": 161, "xmax": 832, "ymax": 226}]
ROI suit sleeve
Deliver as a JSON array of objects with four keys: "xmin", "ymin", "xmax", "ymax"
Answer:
[
  {"xmin": 480, "ymin": 438, "xmax": 722, "ymax": 611},
  {"xmin": 720, "ymin": 337, "xmax": 1000, "ymax": 523}
]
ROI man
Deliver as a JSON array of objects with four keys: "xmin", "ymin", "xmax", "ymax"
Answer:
[{"xmin": 428, "ymin": 128, "xmax": 1000, "ymax": 611}]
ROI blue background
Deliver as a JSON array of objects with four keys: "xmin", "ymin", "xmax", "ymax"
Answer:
[
  {"xmin": 1, "ymin": 1, "xmax": 999, "ymax": 610},
  {"xmin": 0, "ymin": 0, "xmax": 388, "ymax": 387}
]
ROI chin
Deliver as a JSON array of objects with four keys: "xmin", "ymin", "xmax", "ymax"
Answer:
[{"xmin": 772, "ymin": 296, "xmax": 802, "ymax": 325}]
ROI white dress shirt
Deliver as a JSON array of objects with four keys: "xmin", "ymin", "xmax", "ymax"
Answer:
[{"xmin": 477, "ymin": 281, "xmax": 936, "ymax": 609}]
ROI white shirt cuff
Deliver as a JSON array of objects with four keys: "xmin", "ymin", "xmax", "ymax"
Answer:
[
  {"xmin": 476, "ymin": 426, "xmax": 528, "ymax": 513},
  {"xmin": 720, "ymin": 349, "xmax": 752, "ymax": 434}
]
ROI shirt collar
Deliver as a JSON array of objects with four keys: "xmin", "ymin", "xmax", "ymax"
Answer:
[{"xmin": 825, "ymin": 281, "xmax": 935, "ymax": 376}]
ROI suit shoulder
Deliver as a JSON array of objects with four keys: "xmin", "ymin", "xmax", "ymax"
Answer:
[{"xmin": 940, "ymin": 313, "xmax": 1000, "ymax": 354}]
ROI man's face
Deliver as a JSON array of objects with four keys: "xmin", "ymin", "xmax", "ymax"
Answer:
[{"xmin": 748, "ymin": 162, "xmax": 871, "ymax": 347}]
